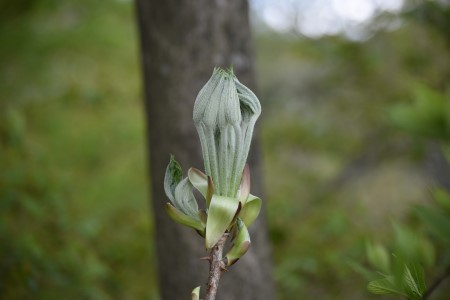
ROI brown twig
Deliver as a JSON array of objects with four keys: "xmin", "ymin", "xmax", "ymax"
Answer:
[
  {"xmin": 204, "ymin": 234, "xmax": 228, "ymax": 300},
  {"xmin": 421, "ymin": 265, "xmax": 450, "ymax": 300}
]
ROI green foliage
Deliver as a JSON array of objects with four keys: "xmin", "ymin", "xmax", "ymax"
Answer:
[
  {"xmin": 365, "ymin": 227, "xmax": 431, "ymax": 299},
  {"xmin": 363, "ymin": 189, "xmax": 450, "ymax": 300},
  {"xmin": 388, "ymin": 85, "xmax": 450, "ymax": 140},
  {"xmin": 367, "ymin": 265, "xmax": 426, "ymax": 299},
  {"xmin": 0, "ymin": 1, "xmax": 157, "ymax": 299}
]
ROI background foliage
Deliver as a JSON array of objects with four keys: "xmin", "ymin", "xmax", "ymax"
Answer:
[{"xmin": 0, "ymin": 0, "xmax": 449, "ymax": 299}]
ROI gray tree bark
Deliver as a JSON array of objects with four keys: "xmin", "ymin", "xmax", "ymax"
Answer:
[{"xmin": 135, "ymin": 1, "xmax": 276, "ymax": 299}]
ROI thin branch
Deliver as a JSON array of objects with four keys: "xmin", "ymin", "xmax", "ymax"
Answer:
[
  {"xmin": 204, "ymin": 234, "xmax": 228, "ymax": 300},
  {"xmin": 421, "ymin": 265, "xmax": 450, "ymax": 300}
]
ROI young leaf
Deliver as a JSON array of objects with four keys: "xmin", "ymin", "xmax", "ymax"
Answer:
[
  {"xmin": 191, "ymin": 286, "xmax": 200, "ymax": 300},
  {"xmin": 225, "ymin": 219, "xmax": 251, "ymax": 266},
  {"xmin": 239, "ymin": 194, "xmax": 261, "ymax": 227},
  {"xmin": 205, "ymin": 195, "xmax": 240, "ymax": 249},
  {"xmin": 174, "ymin": 178, "xmax": 199, "ymax": 218},
  {"xmin": 165, "ymin": 203, "xmax": 205, "ymax": 232},
  {"xmin": 164, "ymin": 156, "xmax": 183, "ymax": 203},
  {"xmin": 188, "ymin": 168, "xmax": 208, "ymax": 198}
]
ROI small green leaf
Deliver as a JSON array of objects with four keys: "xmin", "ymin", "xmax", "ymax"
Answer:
[
  {"xmin": 367, "ymin": 277, "xmax": 406, "ymax": 296},
  {"xmin": 191, "ymin": 286, "xmax": 200, "ymax": 300},
  {"xmin": 239, "ymin": 194, "xmax": 261, "ymax": 227},
  {"xmin": 165, "ymin": 203, "xmax": 205, "ymax": 232},
  {"xmin": 164, "ymin": 156, "xmax": 183, "ymax": 203},
  {"xmin": 206, "ymin": 195, "xmax": 240, "ymax": 249},
  {"xmin": 188, "ymin": 168, "xmax": 208, "ymax": 198},
  {"xmin": 225, "ymin": 219, "xmax": 251, "ymax": 266},
  {"xmin": 238, "ymin": 164, "xmax": 250, "ymax": 204}
]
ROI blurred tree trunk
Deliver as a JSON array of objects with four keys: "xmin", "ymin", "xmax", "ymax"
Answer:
[{"xmin": 135, "ymin": 1, "xmax": 276, "ymax": 299}]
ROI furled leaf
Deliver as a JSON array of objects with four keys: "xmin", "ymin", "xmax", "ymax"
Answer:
[
  {"xmin": 239, "ymin": 194, "xmax": 261, "ymax": 227},
  {"xmin": 174, "ymin": 178, "xmax": 199, "ymax": 218},
  {"xmin": 164, "ymin": 155, "xmax": 183, "ymax": 203},
  {"xmin": 165, "ymin": 203, "xmax": 205, "ymax": 232},
  {"xmin": 238, "ymin": 164, "xmax": 250, "ymax": 204},
  {"xmin": 188, "ymin": 168, "xmax": 208, "ymax": 198},
  {"xmin": 367, "ymin": 277, "xmax": 406, "ymax": 296},
  {"xmin": 225, "ymin": 219, "xmax": 251, "ymax": 266},
  {"xmin": 206, "ymin": 195, "xmax": 240, "ymax": 249},
  {"xmin": 191, "ymin": 286, "xmax": 200, "ymax": 300}
]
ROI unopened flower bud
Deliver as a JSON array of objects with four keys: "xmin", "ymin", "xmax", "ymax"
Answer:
[{"xmin": 193, "ymin": 68, "xmax": 261, "ymax": 197}]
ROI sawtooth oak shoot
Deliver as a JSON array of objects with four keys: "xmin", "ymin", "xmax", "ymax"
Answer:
[{"xmin": 164, "ymin": 68, "xmax": 262, "ymax": 300}]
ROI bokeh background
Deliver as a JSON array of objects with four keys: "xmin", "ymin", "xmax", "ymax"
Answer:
[{"xmin": 1, "ymin": 0, "xmax": 449, "ymax": 299}]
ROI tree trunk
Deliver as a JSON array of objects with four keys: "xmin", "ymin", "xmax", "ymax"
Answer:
[{"xmin": 135, "ymin": 1, "xmax": 276, "ymax": 299}]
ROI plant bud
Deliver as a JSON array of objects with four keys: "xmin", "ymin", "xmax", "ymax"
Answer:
[{"xmin": 193, "ymin": 68, "xmax": 261, "ymax": 197}]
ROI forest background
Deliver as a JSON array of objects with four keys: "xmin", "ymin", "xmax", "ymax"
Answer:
[{"xmin": 1, "ymin": 0, "xmax": 449, "ymax": 299}]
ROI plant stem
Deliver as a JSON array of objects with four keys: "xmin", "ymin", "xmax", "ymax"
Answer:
[
  {"xmin": 422, "ymin": 265, "xmax": 450, "ymax": 300},
  {"xmin": 205, "ymin": 234, "xmax": 228, "ymax": 300}
]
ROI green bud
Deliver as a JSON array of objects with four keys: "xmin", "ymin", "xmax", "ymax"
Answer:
[{"xmin": 193, "ymin": 68, "xmax": 261, "ymax": 197}]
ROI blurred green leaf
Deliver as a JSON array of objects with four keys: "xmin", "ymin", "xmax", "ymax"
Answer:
[
  {"xmin": 366, "ymin": 241, "xmax": 391, "ymax": 274},
  {"xmin": 367, "ymin": 276, "xmax": 406, "ymax": 296}
]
